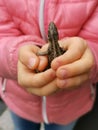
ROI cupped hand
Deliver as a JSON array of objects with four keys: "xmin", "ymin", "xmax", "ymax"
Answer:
[
  {"xmin": 18, "ymin": 44, "xmax": 59, "ymax": 96},
  {"xmin": 51, "ymin": 37, "xmax": 94, "ymax": 90}
]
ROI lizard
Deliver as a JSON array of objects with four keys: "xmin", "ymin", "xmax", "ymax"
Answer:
[{"xmin": 37, "ymin": 22, "xmax": 65, "ymax": 70}]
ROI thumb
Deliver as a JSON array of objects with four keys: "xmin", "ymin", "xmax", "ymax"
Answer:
[{"xmin": 18, "ymin": 44, "xmax": 40, "ymax": 70}]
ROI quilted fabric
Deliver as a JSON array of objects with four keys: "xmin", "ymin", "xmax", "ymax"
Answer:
[{"xmin": 0, "ymin": 0, "xmax": 98, "ymax": 124}]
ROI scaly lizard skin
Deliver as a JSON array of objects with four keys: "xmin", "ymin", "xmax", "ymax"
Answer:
[{"xmin": 37, "ymin": 22, "xmax": 65, "ymax": 69}]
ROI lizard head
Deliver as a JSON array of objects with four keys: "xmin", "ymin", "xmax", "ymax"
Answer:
[{"xmin": 47, "ymin": 22, "xmax": 59, "ymax": 42}]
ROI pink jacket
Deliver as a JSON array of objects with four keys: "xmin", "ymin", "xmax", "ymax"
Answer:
[{"xmin": 0, "ymin": 0, "xmax": 98, "ymax": 125}]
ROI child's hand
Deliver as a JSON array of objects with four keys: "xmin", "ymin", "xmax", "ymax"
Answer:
[
  {"xmin": 18, "ymin": 44, "xmax": 59, "ymax": 96},
  {"xmin": 51, "ymin": 37, "xmax": 94, "ymax": 90}
]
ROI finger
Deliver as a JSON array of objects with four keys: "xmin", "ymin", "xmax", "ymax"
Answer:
[
  {"xmin": 56, "ymin": 73, "xmax": 89, "ymax": 89},
  {"xmin": 37, "ymin": 43, "xmax": 48, "ymax": 55},
  {"xmin": 36, "ymin": 44, "xmax": 49, "ymax": 71},
  {"xmin": 37, "ymin": 56, "xmax": 48, "ymax": 72},
  {"xmin": 56, "ymin": 48, "xmax": 94, "ymax": 79},
  {"xmin": 51, "ymin": 37, "xmax": 87, "ymax": 70},
  {"xmin": 18, "ymin": 45, "xmax": 40, "ymax": 70},
  {"xmin": 26, "ymin": 79, "xmax": 60, "ymax": 96},
  {"xmin": 18, "ymin": 61, "xmax": 56, "ymax": 88}
]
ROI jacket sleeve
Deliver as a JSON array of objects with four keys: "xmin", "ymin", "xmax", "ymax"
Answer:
[
  {"xmin": 78, "ymin": 5, "xmax": 98, "ymax": 83},
  {"xmin": 0, "ymin": 2, "xmax": 44, "ymax": 80}
]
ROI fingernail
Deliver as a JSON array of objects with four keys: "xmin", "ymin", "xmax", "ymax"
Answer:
[
  {"xmin": 57, "ymin": 79, "xmax": 67, "ymax": 88},
  {"xmin": 59, "ymin": 69, "xmax": 67, "ymax": 79},
  {"xmin": 54, "ymin": 60, "xmax": 62, "ymax": 69},
  {"xmin": 28, "ymin": 58, "xmax": 36, "ymax": 69}
]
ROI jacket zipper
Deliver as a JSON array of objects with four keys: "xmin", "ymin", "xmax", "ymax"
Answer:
[
  {"xmin": 39, "ymin": 0, "xmax": 47, "ymax": 41},
  {"xmin": 42, "ymin": 96, "xmax": 49, "ymax": 123},
  {"xmin": 39, "ymin": 0, "xmax": 49, "ymax": 123}
]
